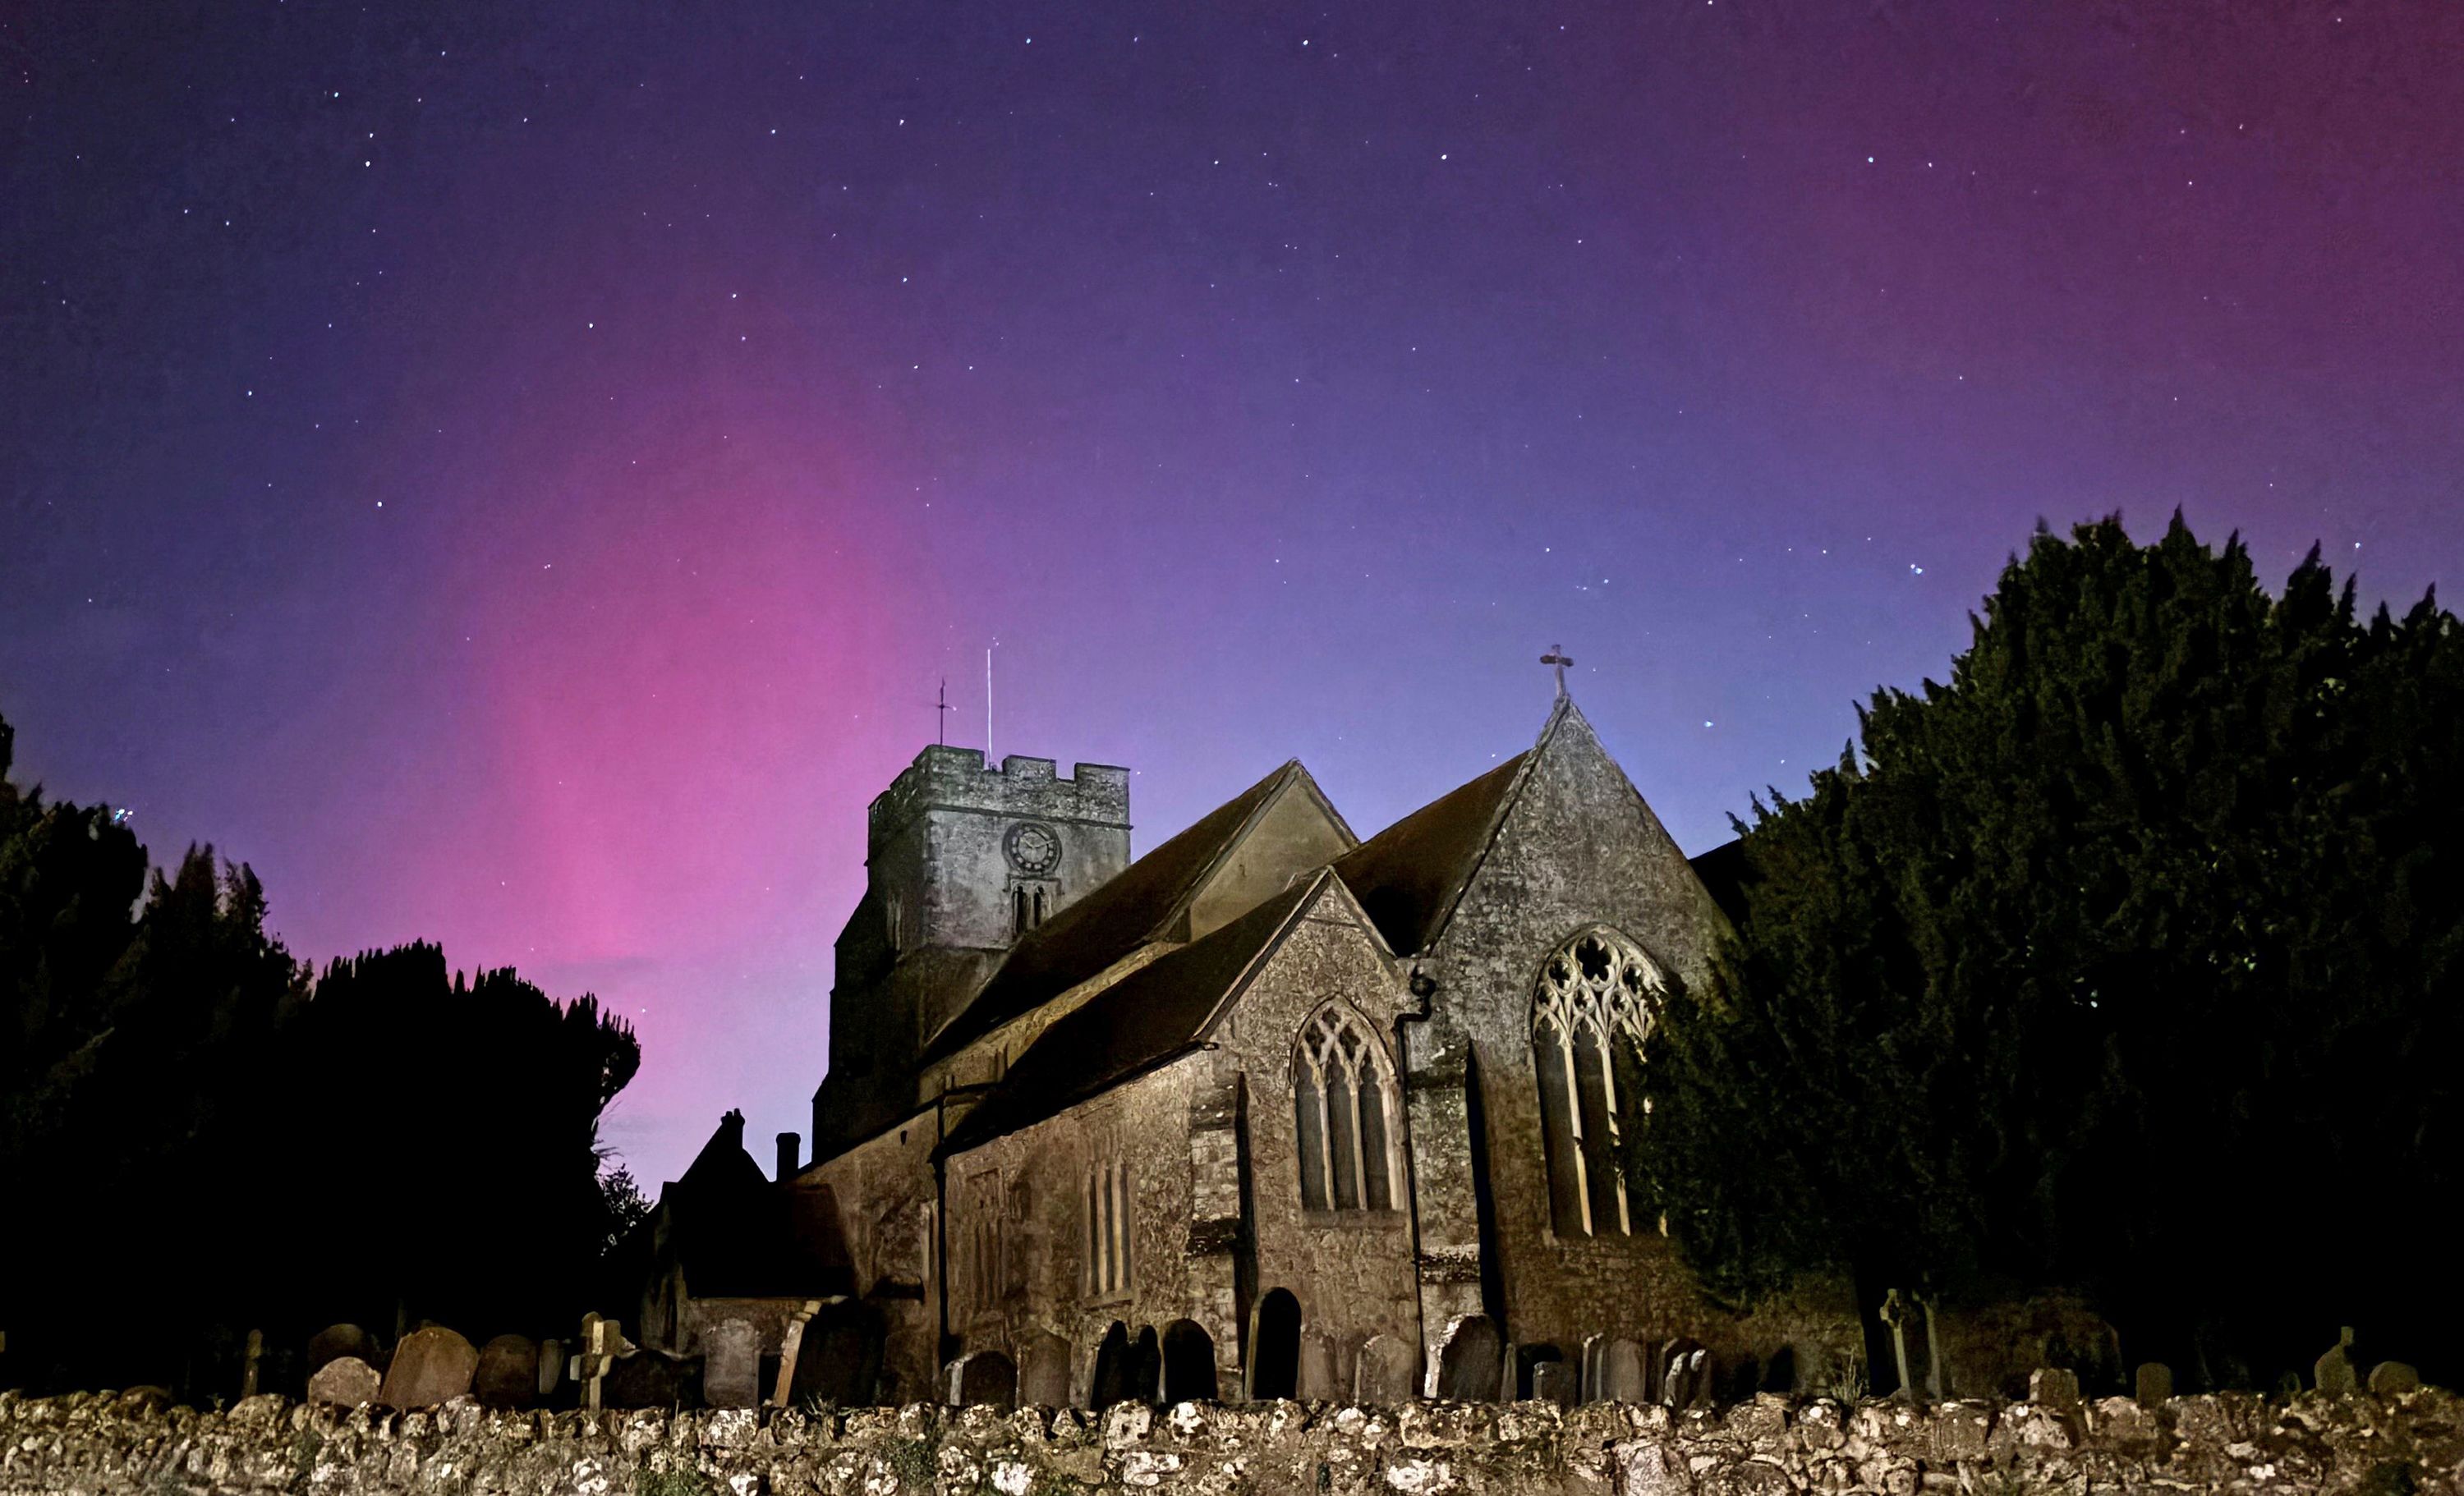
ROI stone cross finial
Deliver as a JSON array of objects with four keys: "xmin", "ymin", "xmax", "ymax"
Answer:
[{"xmin": 1541, "ymin": 645, "xmax": 1574, "ymax": 698}]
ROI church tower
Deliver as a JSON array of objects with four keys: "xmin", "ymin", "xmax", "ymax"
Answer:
[{"xmin": 813, "ymin": 747, "xmax": 1130, "ymax": 1159}]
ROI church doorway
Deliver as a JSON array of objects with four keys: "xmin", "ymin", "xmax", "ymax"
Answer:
[
  {"xmin": 1160, "ymin": 1319, "xmax": 1217, "ymax": 1403},
  {"xmin": 1245, "ymin": 1288, "xmax": 1301, "ymax": 1400}
]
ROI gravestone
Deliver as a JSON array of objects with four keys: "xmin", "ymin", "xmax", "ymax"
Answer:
[
  {"xmin": 1018, "ymin": 1330, "xmax": 1071, "ymax": 1409},
  {"xmin": 473, "ymin": 1335, "xmax": 540, "ymax": 1409},
  {"xmin": 2030, "ymin": 1366, "xmax": 2081, "ymax": 1412},
  {"xmin": 306, "ymin": 1324, "xmax": 379, "ymax": 1376},
  {"xmin": 1298, "ymin": 1329, "xmax": 1341, "ymax": 1402},
  {"xmin": 770, "ymin": 1301, "xmax": 821, "ymax": 1409},
  {"xmin": 1530, "ymin": 1360, "xmax": 1576, "ymax": 1407},
  {"xmin": 1600, "ymin": 1339, "xmax": 1649, "ymax": 1404},
  {"xmin": 306, "ymin": 1356, "xmax": 382, "ymax": 1407},
  {"xmin": 379, "ymin": 1327, "xmax": 479, "ymax": 1409},
  {"xmin": 241, "ymin": 1329, "xmax": 264, "ymax": 1397},
  {"xmin": 952, "ymin": 1350, "xmax": 1018, "ymax": 1409},
  {"xmin": 1089, "ymin": 1324, "xmax": 1135, "ymax": 1408},
  {"xmin": 1659, "ymin": 1339, "xmax": 1708, "ymax": 1410},
  {"xmin": 1355, "ymin": 1335, "xmax": 1416, "ymax": 1402},
  {"xmin": 704, "ymin": 1319, "xmax": 761, "ymax": 1409},
  {"xmin": 2315, "ymin": 1328, "xmax": 2359, "ymax": 1397},
  {"xmin": 537, "ymin": 1338, "xmax": 563, "ymax": 1401},
  {"xmin": 605, "ymin": 1350, "xmax": 694, "ymax": 1409},
  {"xmin": 2369, "ymin": 1361, "xmax": 2420, "ymax": 1397},
  {"xmin": 1436, "ymin": 1315, "xmax": 1503, "ymax": 1401},
  {"xmin": 2134, "ymin": 1362, "xmax": 2173, "ymax": 1407},
  {"xmin": 1127, "ymin": 1328, "xmax": 1161, "ymax": 1405},
  {"xmin": 1577, "ymin": 1336, "xmax": 1605, "ymax": 1402}
]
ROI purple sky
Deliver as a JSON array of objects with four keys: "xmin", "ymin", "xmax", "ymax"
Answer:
[{"xmin": 6, "ymin": 1, "xmax": 2461, "ymax": 1186}]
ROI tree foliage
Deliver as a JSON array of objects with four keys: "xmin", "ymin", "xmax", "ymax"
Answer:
[
  {"xmin": 0, "ymin": 711, "xmax": 643, "ymax": 1396},
  {"xmin": 1635, "ymin": 515, "xmax": 2464, "ymax": 1385}
]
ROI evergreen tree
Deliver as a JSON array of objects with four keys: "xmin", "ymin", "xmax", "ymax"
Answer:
[
  {"xmin": 1636, "ymin": 516, "xmax": 2464, "ymax": 1388},
  {"xmin": 0, "ymin": 708, "xmax": 643, "ymax": 1396}
]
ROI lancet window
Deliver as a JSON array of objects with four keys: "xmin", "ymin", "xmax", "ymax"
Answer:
[
  {"xmin": 1292, "ymin": 1002, "xmax": 1400, "ymax": 1212},
  {"xmin": 1530, "ymin": 927, "xmax": 1663, "ymax": 1237},
  {"xmin": 1084, "ymin": 1157, "xmax": 1132, "ymax": 1297}
]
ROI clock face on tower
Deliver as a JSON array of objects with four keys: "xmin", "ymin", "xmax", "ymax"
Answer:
[{"xmin": 1004, "ymin": 820, "xmax": 1062, "ymax": 876}]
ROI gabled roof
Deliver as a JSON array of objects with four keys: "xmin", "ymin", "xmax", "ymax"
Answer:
[
  {"xmin": 651, "ymin": 1112, "xmax": 848, "ymax": 1299},
  {"xmin": 1331, "ymin": 698, "xmax": 1575, "ymax": 956},
  {"xmin": 922, "ymin": 759, "xmax": 1335, "ymax": 1061},
  {"xmin": 939, "ymin": 872, "xmax": 1331, "ymax": 1155}
]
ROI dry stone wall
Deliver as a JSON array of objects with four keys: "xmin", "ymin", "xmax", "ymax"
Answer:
[{"xmin": 7, "ymin": 1386, "xmax": 2461, "ymax": 1496}]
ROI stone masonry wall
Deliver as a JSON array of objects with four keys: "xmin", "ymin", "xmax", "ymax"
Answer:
[{"xmin": 9, "ymin": 1387, "xmax": 2461, "ymax": 1496}]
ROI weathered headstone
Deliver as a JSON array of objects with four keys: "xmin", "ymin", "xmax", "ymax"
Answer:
[
  {"xmin": 2030, "ymin": 1366, "xmax": 2081, "ymax": 1412},
  {"xmin": 306, "ymin": 1356, "xmax": 382, "ymax": 1407},
  {"xmin": 537, "ymin": 1338, "xmax": 563, "ymax": 1401},
  {"xmin": 1879, "ymin": 1290, "xmax": 1915, "ymax": 1401},
  {"xmin": 2315, "ymin": 1327, "xmax": 2359, "ymax": 1397},
  {"xmin": 1018, "ymin": 1329, "xmax": 1071, "ymax": 1409},
  {"xmin": 770, "ymin": 1301, "xmax": 821, "ymax": 1409},
  {"xmin": 1600, "ymin": 1338, "xmax": 1649, "ymax": 1404},
  {"xmin": 1298, "ymin": 1329, "xmax": 1340, "ymax": 1402},
  {"xmin": 379, "ymin": 1327, "xmax": 479, "ymax": 1409},
  {"xmin": 704, "ymin": 1319, "xmax": 761, "ymax": 1409},
  {"xmin": 306, "ymin": 1324, "xmax": 379, "ymax": 1376},
  {"xmin": 2134, "ymin": 1362, "xmax": 2173, "ymax": 1407},
  {"xmin": 473, "ymin": 1334, "xmax": 540, "ymax": 1409},
  {"xmin": 1530, "ymin": 1359, "xmax": 1576, "ymax": 1407},
  {"xmin": 605, "ymin": 1349, "xmax": 693, "ymax": 1409},
  {"xmin": 1127, "ymin": 1328, "xmax": 1161, "ymax": 1404},
  {"xmin": 1659, "ymin": 1339, "xmax": 1708, "ymax": 1409},
  {"xmin": 1355, "ymin": 1334, "xmax": 1415, "ymax": 1402},
  {"xmin": 2369, "ymin": 1361, "xmax": 2421, "ymax": 1397},
  {"xmin": 951, "ymin": 1350, "xmax": 1017, "ymax": 1409},
  {"xmin": 1435, "ymin": 1315, "xmax": 1503, "ymax": 1401},
  {"xmin": 1579, "ymin": 1336, "xmax": 1607, "ymax": 1403},
  {"xmin": 1089, "ymin": 1324, "xmax": 1135, "ymax": 1408}
]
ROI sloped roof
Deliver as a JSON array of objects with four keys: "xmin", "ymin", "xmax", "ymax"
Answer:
[
  {"xmin": 1332, "ymin": 743, "xmax": 1539, "ymax": 957},
  {"xmin": 939, "ymin": 874, "xmax": 1325, "ymax": 1155},
  {"xmin": 657, "ymin": 1114, "xmax": 853, "ymax": 1299},
  {"xmin": 922, "ymin": 759, "xmax": 1314, "ymax": 1061}
]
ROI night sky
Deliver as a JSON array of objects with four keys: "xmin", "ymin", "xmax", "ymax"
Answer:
[{"xmin": 7, "ymin": 2, "xmax": 2461, "ymax": 1186}]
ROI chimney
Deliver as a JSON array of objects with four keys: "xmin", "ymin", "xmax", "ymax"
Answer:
[
  {"xmin": 719, "ymin": 1108, "xmax": 746, "ymax": 1151},
  {"xmin": 775, "ymin": 1131, "xmax": 800, "ymax": 1182}
]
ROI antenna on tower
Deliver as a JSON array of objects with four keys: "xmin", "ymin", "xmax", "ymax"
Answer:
[
  {"xmin": 986, "ymin": 645, "xmax": 995, "ymax": 764},
  {"xmin": 935, "ymin": 678, "xmax": 950, "ymax": 746}
]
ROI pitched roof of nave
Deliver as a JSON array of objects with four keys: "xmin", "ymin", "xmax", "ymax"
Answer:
[
  {"xmin": 936, "ymin": 870, "xmax": 1337, "ymax": 1156},
  {"xmin": 921, "ymin": 759, "xmax": 1349, "ymax": 1062},
  {"xmin": 1327, "ymin": 695, "xmax": 1589, "ymax": 957}
]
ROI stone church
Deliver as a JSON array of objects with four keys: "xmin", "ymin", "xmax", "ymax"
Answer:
[{"xmin": 636, "ymin": 690, "xmax": 1853, "ymax": 1408}]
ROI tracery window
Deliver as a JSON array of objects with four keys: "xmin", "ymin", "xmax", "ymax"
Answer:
[
  {"xmin": 1292, "ymin": 1002, "xmax": 1400, "ymax": 1212},
  {"xmin": 1530, "ymin": 927, "xmax": 1663, "ymax": 1237}
]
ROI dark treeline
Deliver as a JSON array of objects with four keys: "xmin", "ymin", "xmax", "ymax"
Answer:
[
  {"xmin": 1638, "ymin": 516, "xmax": 2464, "ymax": 1391},
  {"xmin": 0, "ymin": 712, "xmax": 645, "ymax": 1398}
]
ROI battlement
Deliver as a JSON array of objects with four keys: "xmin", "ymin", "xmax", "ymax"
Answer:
[{"xmin": 867, "ymin": 746, "xmax": 1131, "ymax": 848}]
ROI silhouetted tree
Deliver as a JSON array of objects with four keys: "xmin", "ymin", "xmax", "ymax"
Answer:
[
  {"xmin": 1635, "ymin": 516, "xmax": 2464, "ymax": 1388},
  {"xmin": 0, "ymin": 709, "xmax": 641, "ymax": 1397}
]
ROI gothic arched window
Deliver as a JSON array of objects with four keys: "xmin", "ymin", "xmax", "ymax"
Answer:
[
  {"xmin": 1531, "ymin": 927, "xmax": 1663, "ymax": 1237},
  {"xmin": 1293, "ymin": 1002, "xmax": 1400, "ymax": 1211}
]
